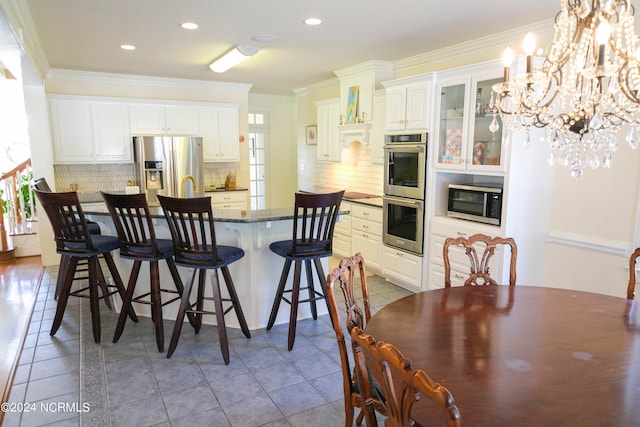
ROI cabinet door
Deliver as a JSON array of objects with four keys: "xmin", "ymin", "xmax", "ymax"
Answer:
[
  {"xmin": 466, "ymin": 76, "xmax": 506, "ymax": 172},
  {"xmin": 404, "ymin": 83, "xmax": 429, "ymax": 130},
  {"xmin": 199, "ymin": 106, "xmax": 240, "ymax": 162},
  {"xmin": 217, "ymin": 107, "xmax": 240, "ymax": 161},
  {"xmin": 164, "ymin": 106, "xmax": 199, "ymax": 135},
  {"xmin": 385, "ymin": 87, "xmax": 407, "ymax": 131},
  {"xmin": 316, "ymin": 99, "xmax": 341, "ymax": 162},
  {"xmin": 50, "ymin": 100, "xmax": 95, "ymax": 163},
  {"xmin": 130, "ymin": 105, "xmax": 165, "ymax": 134},
  {"xmin": 92, "ymin": 103, "xmax": 132, "ymax": 162},
  {"xmin": 434, "ymin": 79, "xmax": 468, "ymax": 170}
]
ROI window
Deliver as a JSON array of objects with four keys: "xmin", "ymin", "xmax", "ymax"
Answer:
[{"xmin": 249, "ymin": 112, "xmax": 267, "ymax": 210}]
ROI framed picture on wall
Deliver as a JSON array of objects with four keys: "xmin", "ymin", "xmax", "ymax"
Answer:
[
  {"xmin": 346, "ymin": 86, "xmax": 359, "ymax": 124},
  {"xmin": 306, "ymin": 125, "xmax": 317, "ymax": 145}
]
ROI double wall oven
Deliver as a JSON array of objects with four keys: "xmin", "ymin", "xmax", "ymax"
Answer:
[{"xmin": 383, "ymin": 132, "xmax": 427, "ymax": 255}]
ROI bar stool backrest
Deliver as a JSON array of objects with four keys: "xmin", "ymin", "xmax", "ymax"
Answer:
[
  {"xmin": 157, "ymin": 195, "xmax": 220, "ymax": 267},
  {"xmin": 290, "ymin": 191, "xmax": 344, "ymax": 257},
  {"xmin": 34, "ymin": 189, "xmax": 95, "ymax": 254},
  {"xmin": 101, "ymin": 192, "xmax": 159, "ymax": 259}
]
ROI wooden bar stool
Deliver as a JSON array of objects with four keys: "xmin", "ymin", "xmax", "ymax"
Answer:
[
  {"xmin": 33, "ymin": 177, "xmax": 104, "ymax": 302},
  {"xmin": 158, "ymin": 195, "xmax": 250, "ymax": 363},
  {"xmin": 266, "ymin": 190, "xmax": 344, "ymax": 350},
  {"xmin": 101, "ymin": 192, "xmax": 193, "ymax": 352},
  {"xmin": 34, "ymin": 189, "xmax": 137, "ymax": 343}
]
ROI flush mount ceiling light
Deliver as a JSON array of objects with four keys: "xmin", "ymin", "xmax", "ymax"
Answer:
[
  {"xmin": 209, "ymin": 44, "xmax": 260, "ymax": 73},
  {"xmin": 493, "ymin": 0, "xmax": 640, "ymax": 176},
  {"xmin": 120, "ymin": 44, "xmax": 135, "ymax": 51},
  {"xmin": 304, "ymin": 17, "xmax": 322, "ymax": 26},
  {"xmin": 181, "ymin": 22, "xmax": 198, "ymax": 30}
]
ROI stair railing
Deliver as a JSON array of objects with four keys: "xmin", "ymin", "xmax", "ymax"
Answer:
[{"xmin": 0, "ymin": 158, "xmax": 33, "ymax": 250}]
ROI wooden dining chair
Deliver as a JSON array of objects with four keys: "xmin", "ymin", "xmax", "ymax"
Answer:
[
  {"xmin": 443, "ymin": 233, "xmax": 517, "ymax": 286},
  {"xmin": 325, "ymin": 253, "xmax": 386, "ymax": 427},
  {"xmin": 350, "ymin": 326, "xmax": 462, "ymax": 427},
  {"xmin": 266, "ymin": 190, "xmax": 344, "ymax": 350},
  {"xmin": 627, "ymin": 247, "xmax": 640, "ymax": 299}
]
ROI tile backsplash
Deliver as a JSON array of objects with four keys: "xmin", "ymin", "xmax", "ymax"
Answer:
[
  {"xmin": 54, "ymin": 162, "xmax": 237, "ymax": 194},
  {"xmin": 314, "ymin": 147, "xmax": 384, "ymax": 196}
]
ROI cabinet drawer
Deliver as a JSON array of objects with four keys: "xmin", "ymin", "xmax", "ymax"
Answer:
[
  {"xmin": 352, "ymin": 217, "xmax": 382, "ymax": 237},
  {"xmin": 352, "ymin": 204, "xmax": 383, "ymax": 222},
  {"xmin": 382, "ymin": 247, "xmax": 422, "ymax": 292},
  {"xmin": 335, "ymin": 212, "xmax": 351, "ymax": 236},
  {"xmin": 210, "ymin": 192, "xmax": 247, "ymax": 209},
  {"xmin": 428, "ymin": 263, "xmax": 467, "ymax": 290}
]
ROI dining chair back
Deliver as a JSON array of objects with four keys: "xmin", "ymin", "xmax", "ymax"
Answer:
[
  {"xmin": 101, "ymin": 192, "xmax": 187, "ymax": 352},
  {"xmin": 443, "ymin": 233, "xmax": 517, "ymax": 286},
  {"xmin": 34, "ymin": 189, "xmax": 136, "ymax": 342},
  {"xmin": 157, "ymin": 194, "xmax": 250, "ymax": 362},
  {"xmin": 350, "ymin": 326, "xmax": 462, "ymax": 427},
  {"xmin": 627, "ymin": 247, "xmax": 640, "ymax": 299},
  {"xmin": 325, "ymin": 253, "xmax": 385, "ymax": 427},
  {"xmin": 266, "ymin": 190, "xmax": 345, "ymax": 350}
]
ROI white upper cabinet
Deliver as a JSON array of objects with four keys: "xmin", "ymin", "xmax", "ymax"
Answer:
[
  {"xmin": 199, "ymin": 106, "xmax": 240, "ymax": 162},
  {"xmin": 49, "ymin": 97, "xmax": 132, "ymax": 163},
  {"xmin": 434, "ymin": 63, "xmax": 506, "ymax": 172},
  {"xmin": 315, "ymin": 98, "xmax": 341, "ymax": 162},
  {"xmin": 92, "ymin": 103, "xmax": 132, "ymax": 162},
  {"xmin": 383, "ymin": 76, "xmax": 432, "ymax": 132},
  {"xmin": 130, "ymin": 104, "xmax": 199, "ymax": 135}
]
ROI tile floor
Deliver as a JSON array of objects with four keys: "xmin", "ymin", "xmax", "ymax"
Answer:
[{"xmin": 3, "ymin": 260, "xmax": 412, "ymax": 427}]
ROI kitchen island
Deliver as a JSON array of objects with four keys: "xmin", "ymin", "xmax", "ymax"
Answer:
[{"xmin": 82, "ymin": 203, "xmax": 345, "ymax": 330}]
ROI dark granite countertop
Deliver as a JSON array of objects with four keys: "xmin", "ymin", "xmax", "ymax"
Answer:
[{"xmin": 82, "ymin": 201, "xmax": 350, "ymax": 224}]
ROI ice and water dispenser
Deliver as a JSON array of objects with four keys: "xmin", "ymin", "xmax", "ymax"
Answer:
[{"xmin": 144, "ymin": 160, "xmax": 164, "ymax": 191}]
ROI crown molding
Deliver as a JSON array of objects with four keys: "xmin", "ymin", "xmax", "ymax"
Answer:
[
  {"xmin": 46, "ymin": 68, "xmax": 253, "ymax": 93},
  {"xmin": 395, "ymin": 19, "xmax": 555, "ymax": 74},
  {"xmin": 293, "ymin": 77, "xmax": 339, "ymax": 96}
]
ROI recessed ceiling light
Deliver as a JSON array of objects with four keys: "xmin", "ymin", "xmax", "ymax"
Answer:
[
  {"xmin": 181, "ymin": 22, "xmax": 198, "ymax": 30},
  {"xmin": 304, "ymin": 17, "xmax": 322, "ymax": 26},
  {"xmin": 252, "ymin": 34, "xmax": 278, "ymax": 43},
  {"xmin": 120, "ymin": 44, "xmax": 135, "ymax": 51}
]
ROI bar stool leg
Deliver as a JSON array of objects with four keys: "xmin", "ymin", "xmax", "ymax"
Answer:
[
  {"xmin": 305, "ymin": 260, "xmax": 318, "ymax": 320},
  {"xmin": 210, "ymin": 270, "xmax": 230, "ymax": 364},
  {"xmin": 287, "ymin": 260, "xmax": 303, "ymax": 351},
  {"xmin": 51, "ymin": 257, "xmax": 79, "ymax": 336},
  {"xmin": 113, "ymin": 260, "xmax": 142, "ymax": 343},
  {"xmin": 165, "ymin": 258, "xmax": 197, "ymax": 329},
  {"xmin": 194, "ymin": 269, "xmax": 206, "ymax": 333},
  {"xmin": 103, "ymin": 253, "xmax": 138, "ymax": 322},
  {"xmin": 313, "ymin": 258, "xmax": 333, "ymax": 326},
  {"xmin": 221, "ymin": 266, "xmax": 251, "ymax": 339},
  {"xmin": 267, "ymin": 259, "xmax": 292, "ymax": 330},
  {"xmin": 88, "ymin": 256, "xmax": 102, "ymax": 343},
  {"xmin": 167, "ymin": 273, "xmax": 195, "ymax": 358},
  {"xmin": 150, "ymin": 260, "xmax": 164, "ymax": 352}
]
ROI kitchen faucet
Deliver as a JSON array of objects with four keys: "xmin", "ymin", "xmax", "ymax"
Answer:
[{"xmin": 181, "ymin": 175, "xmax": 199, "ymax": 197}]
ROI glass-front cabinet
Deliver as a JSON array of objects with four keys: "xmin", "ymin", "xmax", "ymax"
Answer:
[{"xmin": 434, "ymin": 66, "xmax": 506, "ymax": 172}]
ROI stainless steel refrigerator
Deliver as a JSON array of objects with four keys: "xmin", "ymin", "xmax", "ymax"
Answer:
[{"xmin": 133, "ymin": 136, "xmax": 204, "ymax": 206}]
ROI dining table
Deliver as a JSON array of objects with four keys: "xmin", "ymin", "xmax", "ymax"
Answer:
[{"xmin": 365, "ymin": 285, "xmax": 640, "ymax": 426}]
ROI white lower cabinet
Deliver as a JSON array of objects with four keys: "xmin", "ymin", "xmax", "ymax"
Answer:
[
  {"xmin": 209, "ymin": 191, "xmax": 247, "ymax": 210},
  {"xmin": 381, "ymin": 246, "xmax": 423, "ymax": 292},
  {"xmin": 350, "ymin": 204, "xmax": 382, "ymax": 271},
  {"xmin": 333, "ymin": 202, "xmax": 352, "ymax": 258}
]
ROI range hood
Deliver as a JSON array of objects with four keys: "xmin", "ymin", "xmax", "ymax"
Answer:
[{"xmin": 338, "ymin": 123, "xmax": 371, "ymax": 148}]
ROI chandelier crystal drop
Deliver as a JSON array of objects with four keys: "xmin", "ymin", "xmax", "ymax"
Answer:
[{"xmin": 492, "ymin": 0, "xmax": 640, "ymax": 176}]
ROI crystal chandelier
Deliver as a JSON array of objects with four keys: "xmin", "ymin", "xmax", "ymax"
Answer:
[{"xmin": 492, "ymin": 0, "xmax": 640, "ymax": 177}]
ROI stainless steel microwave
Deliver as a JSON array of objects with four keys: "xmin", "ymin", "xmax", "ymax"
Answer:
[{"xmin": 447, "ymin": 184, "xmax": 503, "ymax": 225}]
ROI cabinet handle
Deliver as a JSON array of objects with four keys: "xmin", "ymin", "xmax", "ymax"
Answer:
[
  {"xmin": 454, "ymin": 273, "xmax": 465, "ymax": 279},
  {"xmin": 396, "ymin": 251, "xmax": 404, "ymax": 256},
  {"xmin": 363, "ymin": 212, "xmax": 370, "ymax": 216},
  {"xmin": 361, "ymin": 233, "xmax": 369, "ymax": 238},
  {"xmin": 362, "ymin": 224, "xmax": 369, "ymax": 229},
  {"xmin": 456, "ymin": 231, "xmax": 467, "ymax": 236}
]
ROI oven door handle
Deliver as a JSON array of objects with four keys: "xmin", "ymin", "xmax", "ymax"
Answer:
[
  {"xmin": 383, "ymin": 195, "xmax": 424, "ymax": 208},
  {"xmin": 383, "ymin": 145, "xmax": 424, "ymax": 153}
]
